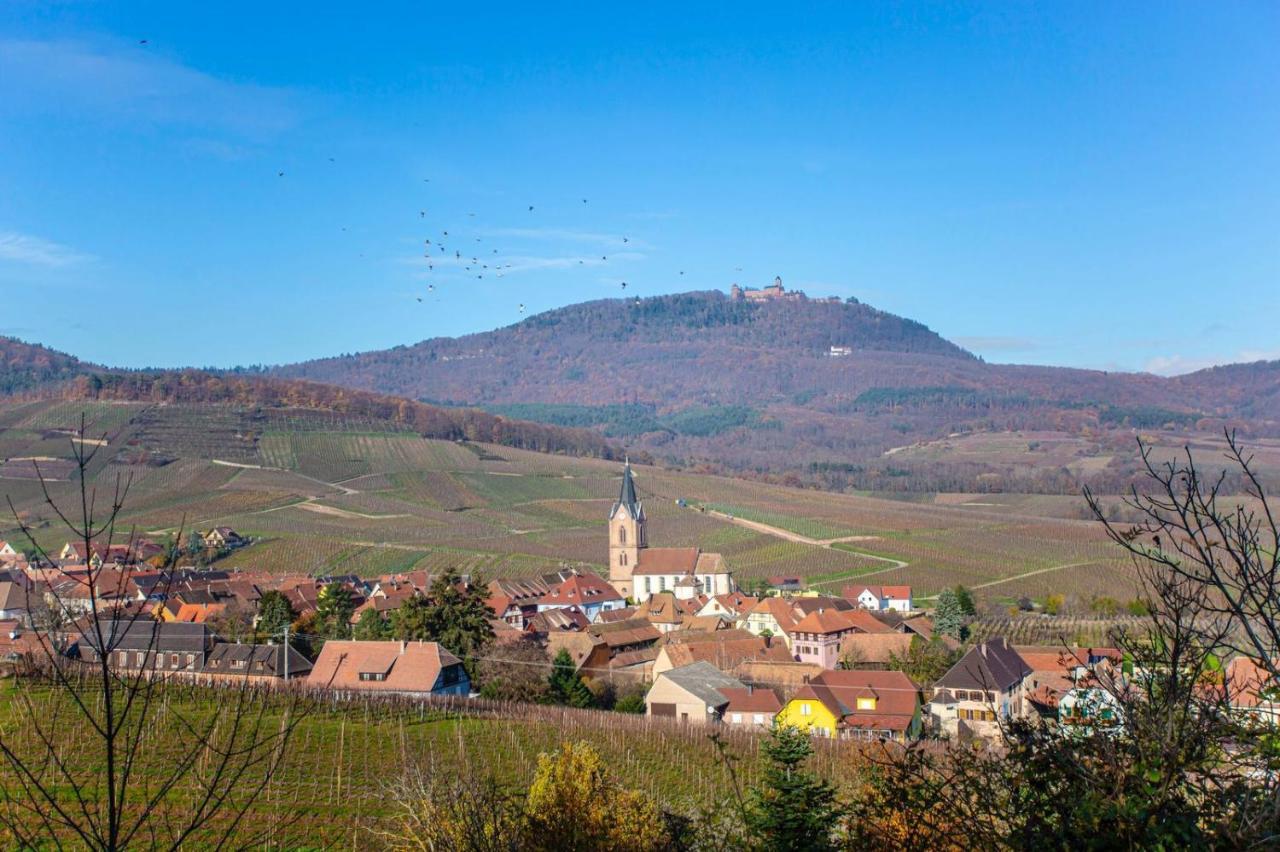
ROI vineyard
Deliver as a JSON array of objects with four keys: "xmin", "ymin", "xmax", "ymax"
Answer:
[
  {"xmin": 0, "ymin": 681, "xmax": 874, "ymax": 846},
  {"xmin": 0, "ymin": 399, "xmax": 1183, "ymax": 598}
]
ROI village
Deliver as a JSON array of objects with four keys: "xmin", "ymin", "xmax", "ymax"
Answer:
[{"xmin": 0, "ymin": 460, "xmax": 1271, "ymax": 745}]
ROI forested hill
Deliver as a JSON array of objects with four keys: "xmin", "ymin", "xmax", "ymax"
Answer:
[
  {"xmin": 0, "ymin": 337, "xmax": 93, "ymax": 396},
  {"xmin": 272, "ymin": 290, "xmax": 973, "ymax": 402},
  {"xmin": 266, "ymin": 290, "xmax": 1280, "ymax": 492}
]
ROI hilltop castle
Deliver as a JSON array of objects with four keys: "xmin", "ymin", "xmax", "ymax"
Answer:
[
  {"xmin": 730, "ymin": 276, "xmax": 804, "ymax": 303},
  {"xmin": 608, "ymin": 461, "xmax": 735, "ymax": 603}
]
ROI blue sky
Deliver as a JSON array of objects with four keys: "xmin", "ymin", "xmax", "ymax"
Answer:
[{"xmin": 1, "ymin": 2, "xmax": 1276, "ymax": 374}]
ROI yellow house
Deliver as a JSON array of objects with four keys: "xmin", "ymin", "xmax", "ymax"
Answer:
[
  {"xmin": 776, "ymin": 691, "xmax": 841, "ymax": 737},
  {"xmin": 774, "ymin": 670, "xmax": 922, "ymax": 741}
]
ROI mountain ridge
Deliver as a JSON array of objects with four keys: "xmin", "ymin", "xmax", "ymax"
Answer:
[{"xmin": 4, "ymin": 289, "xmax": 1279, "ymax": 492}]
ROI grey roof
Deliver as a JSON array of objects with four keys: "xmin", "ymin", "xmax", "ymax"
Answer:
[
  {"xmin": 205, "ymin": 642, "xmax": 313, "ymax": 677},
  {"xmin": 610, "ymin": 462, "xmax": 644, "ymax": 521},
  {"xmin": 77, "ymin": 619, "xmax": 212, "ymax": 655},
  {"xmin": 657, "ymin": 661, "xmax": 746, "ymax": 710},
  {"xmin": 935, "ymin": 638, "xmax": 1032, "ymax": 692}
]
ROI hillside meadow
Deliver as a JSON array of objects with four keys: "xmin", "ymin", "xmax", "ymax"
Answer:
[{"xmin": 0, "ymin": 399, "xmax": 1162, "ymax": 602}]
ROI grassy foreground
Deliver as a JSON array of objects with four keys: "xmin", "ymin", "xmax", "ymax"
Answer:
[{"xmin": 0, "ymin": 678, "xmax": 867, "ymax": 848}]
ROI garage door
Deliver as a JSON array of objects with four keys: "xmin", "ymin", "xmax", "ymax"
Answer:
[{"xmin": 650, "ymin": 702, "xmax": 676, "ymax": 717}]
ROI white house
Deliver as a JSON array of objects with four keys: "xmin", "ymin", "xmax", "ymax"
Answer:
[{"xmin": 844, "ymin": 584, "xmax": 913, "ymax": 613}]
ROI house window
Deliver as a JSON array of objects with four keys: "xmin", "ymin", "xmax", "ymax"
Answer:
[
  {"xmin": 232, "ymin": 659, "xmax": 246, "ymax": 669},
  {"xmin": 659, "ymin": 577, "xmax": 667, "ymax": 591},
  {"xmin": 645, "ymin": 577, "xmax": 652, "ymax": 594},
  {"xmin": 730, "ymin": 713, "xmax": 742, "ymax": 724},
  {"xmin": 753, "ymin": 713, "xmax": 766, "ymax": 725},
  {"xmin": 117, "ymin": 651, "xmax": 128, "ymax": 666},
  {"xmin": 169, "ymin": 654, "xmax": 178, "ymax": 667},
  {"xmin": 856, "ymin": 697, "xmax": 876, "ymax": 711},
  {"xmin": 135, "ymin": 651, "xmax": 144, "ymax": 667},
  {"xmin": 800, "ymin": 703, "xmax": 811, "ymax": 717},
  {"xmin": 359, "ymin": 672, "xmax": 386, "ymax": 682},
  {"xmin": 186, "ymin": 653, "xmax": 195, "ymax": 668}
]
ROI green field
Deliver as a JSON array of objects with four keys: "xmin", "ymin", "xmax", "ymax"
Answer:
[{"xmin": 0, "ymin": 399, "xmax": 1149, "ymax": 599}]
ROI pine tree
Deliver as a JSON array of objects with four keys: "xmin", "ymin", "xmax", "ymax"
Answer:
[
  {"xmin": 953, "ymin": 584, "xmax": 977, "ymax": 617},
  {"xmin": 256, "ymin": 590, "xmax": 297, "ymax": 641},
  {"xmin": 421, "ymin": 568, "xmax": 495, "ymax": 669},
  {"xmin": 934, "ymin": 588, "xmax": 966, "ymax": 640},
  {"xmin": 547, "ymin": 648, "xmax": 594, "ymax": 708},
  {"xmin": 745, "ymin": 726, "xmax": 839, "ymax": 852},
  {"xmin": 352, "ymin": 607, "xmax": 389, "ymax": 640}
]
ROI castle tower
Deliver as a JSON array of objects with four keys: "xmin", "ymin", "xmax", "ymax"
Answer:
[{"xmin": 608, "ymin": 460, "xmax": 646, "ymax": 599}]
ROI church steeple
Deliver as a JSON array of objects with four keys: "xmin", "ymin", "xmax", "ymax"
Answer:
[
  {"xmin": 608, "ymin": 459, "xmax": 646, "ymax": 598},
  {"xmin": 613, "ymin": 458, "xmax": 642, "ymax": 520}
]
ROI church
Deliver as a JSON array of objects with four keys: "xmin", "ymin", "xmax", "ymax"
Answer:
[{"xmin": 607, "ymin": 461, "xmax": 736, "ymax": 603}]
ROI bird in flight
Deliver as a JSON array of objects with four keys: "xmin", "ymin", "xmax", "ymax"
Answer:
[
  {"xmin": 138, "ymin": 39, "xmax": 148, "ymax": 45},
  {"xmin": 277, "ymin": 171, "xmax": 284, "ymax": 177},
  {"xmin": 518, "ymin": 303, "xmax": 525, "ymax": 313},
  {"xmin": 621, "ymin": 282, "xmax": 627, "ymax": 289},
  {"xmin": 622, "ymin": 237, "xmax": 629, "ymax": 243},
  {"xmin": 420, "ymin": 211, "xmax": 426, "ymax": 218},
  {"xmin": 582, "ymin": 198, "xmax": 588, "ymax": 204},
  {"xmin": 528, "ymin": 205, "xmax": 534, "ymax": 212},
  {"xmin": 416, "ymin": 297, "xmax": 423, "ymax": 302}
]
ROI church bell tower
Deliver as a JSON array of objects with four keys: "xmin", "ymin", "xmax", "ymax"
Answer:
[{"xmin": 608, "ymin": 460, "xmax": 646, "ymax": 599}]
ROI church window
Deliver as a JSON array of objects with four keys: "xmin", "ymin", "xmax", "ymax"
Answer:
[
  {"xmin": 620, "ymin": 552, "xmax": 627, "ymax": 567},
  {"xmin": 619, "ymin": 526, "xmax": 627, "ymax": 545}
]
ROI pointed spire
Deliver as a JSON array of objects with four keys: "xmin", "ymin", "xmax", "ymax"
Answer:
[{"xmin": 618, "ymin": 459, "xmax": 639, "ymax": 516}]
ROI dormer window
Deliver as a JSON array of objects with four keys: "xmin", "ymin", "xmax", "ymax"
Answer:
[{"xmin": 856, "ymin": 697, "xmax": 876, "ymax": 711}]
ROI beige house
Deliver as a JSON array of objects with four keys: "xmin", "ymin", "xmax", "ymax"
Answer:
[
  {"xmin": 608, "ymin": 462, "xmax": 734, "ymax": 602},
  {"xmin": 927, "ymin": 638, "xmax": 1033, "ymax": 740},
  {"xmin": 696, "ymin": 592, "xmax": 757, "ymax": 622},
  {"xmin": 645, "ymin": 661, "xmax": 746, "ymax": 724}
]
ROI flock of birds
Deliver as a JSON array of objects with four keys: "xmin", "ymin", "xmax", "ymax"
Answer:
[{"xmin": 403, "ymin": 196, "xmax": 660, "ymax": 316}]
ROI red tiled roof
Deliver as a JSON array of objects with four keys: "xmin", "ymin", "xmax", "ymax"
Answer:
[
  {"xmin": 537, "ymin": 572, "xmax": 623, "ymax": 607},
  {"xmin": 306, "ymin": 640, "xmax": 461, "ymax": 693},
  {"xmin": 795, "ymin": 670, "xmax": 920, "ymax": 729},
  {"xmin": 719, "ymin": 686, "xmax": 782, "ymax": 714},
  {"xmin": 632, "ymin": 548, "xmax": 700, "ymax": 575},
  {"xmin": 791, "ymin": 607, "xmax": 892, "ymax": 636}
]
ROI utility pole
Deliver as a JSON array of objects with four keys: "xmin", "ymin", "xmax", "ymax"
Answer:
[{"xmin": 282, "ymin": 625, "xmax": 289, "ymax": 682}]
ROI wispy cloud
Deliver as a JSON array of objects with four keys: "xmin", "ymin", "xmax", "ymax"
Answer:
[
  {"xmin": 407, "ymin": 251, "xmax": 646, "ymax": 278},
  {"xmin": 481, "ymin": 227, "xmax": 648, "ymax": 250},
  {"xmin": 1144, "ymin": 348, "xmax": 1280, "ymax": 376},
  {"xmin": 0, "ymin": 231, "xmax": 92, "ymax": 268},
  {"xmin": 953, "ymin": 335, "xmax": 1043, "ymax": 353},
  {"xmin": 0, "ymin": 38, "xmax": 300, "ymax": 138}
]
